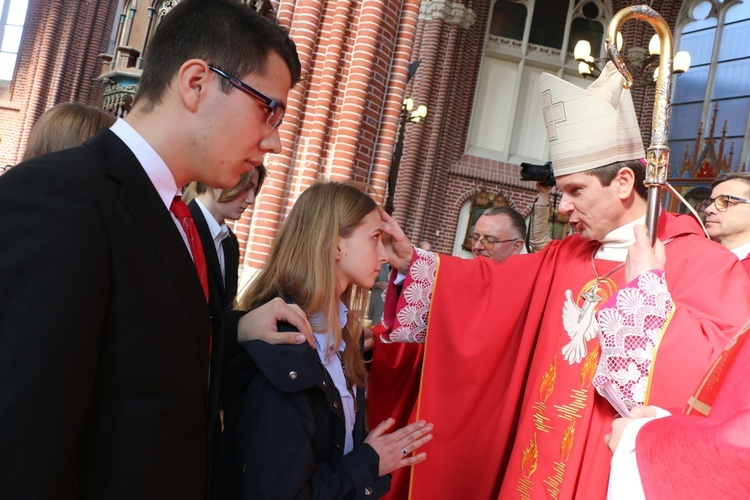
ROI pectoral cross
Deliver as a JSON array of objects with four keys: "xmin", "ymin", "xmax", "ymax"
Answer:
[{"xmin": 578, "ymin": 281, "xmax": 602, "ymax": 322}]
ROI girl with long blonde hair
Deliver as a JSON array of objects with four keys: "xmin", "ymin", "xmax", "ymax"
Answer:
[{"xmin": 215, "ymin": 181, "xmax": 433, "ymax": 499}]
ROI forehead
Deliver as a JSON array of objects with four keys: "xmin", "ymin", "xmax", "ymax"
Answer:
[
  {"xmin": 555, "ymin": 171, "xmax": 599, "ymax": 189},
  {"xmin": 357, "ymin": 209, "xmax": 381, "ymax": 230},
  {"xmin": 475, "ymin": 214, "xmax": 509, "ymax": 235},
  {"xmin": 712, "ymin": 179, "xmax": 750, "ymax": 197}
]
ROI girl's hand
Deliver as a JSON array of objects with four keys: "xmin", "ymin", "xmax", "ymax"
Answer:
[{"xmin": 364, "ymin": 418, "xmax": 434, "ymax": 477}]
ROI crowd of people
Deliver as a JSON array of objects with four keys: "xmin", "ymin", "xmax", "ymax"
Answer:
[{"xmin": 1, "ymin": 1, "xmax": 749, "ymax": 499}]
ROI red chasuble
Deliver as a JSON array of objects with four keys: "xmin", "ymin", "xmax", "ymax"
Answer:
[
  {"xmin": 636, "ymin": 320, "xmax": 750, "ymax": 498},
  {"xmin": 371, "ymin": 212, "xmax": 750, "ymax": 499}
]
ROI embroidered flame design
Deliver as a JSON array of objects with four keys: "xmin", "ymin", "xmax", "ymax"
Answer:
[
  {"xmin": 580, "ymin": 345, "xmax": 599, "ymax": 387},
  {"xmin": 539, "ymin": 357, "xmax": 556, "ymax": 402},
  {"xmin": 560, "ymin": 422, "xmax": 575, "ymax": 463},
  {"xmin": 521, "ymin": 434, "xmax": 538, "ymax": 478}
]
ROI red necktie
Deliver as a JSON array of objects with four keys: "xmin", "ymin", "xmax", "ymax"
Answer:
[{"xmin": 170, "ymin": 197, "xmax": 209, "ymax": 301}]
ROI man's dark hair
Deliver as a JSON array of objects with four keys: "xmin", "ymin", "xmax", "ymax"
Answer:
[
  {"xmin": 587, "ymin": 159, "xmax": 647, "ymax": 200},
  {"xmin": 711, "ymin": 171, "xmax": 750, "ymax": 195},
  {"xmin": 481, "ymin": 206, "xmax": 526, "ymax": 240},
  {"xmin": 136, "ymin": 0, "xmax": 301, "ymax": 109}
]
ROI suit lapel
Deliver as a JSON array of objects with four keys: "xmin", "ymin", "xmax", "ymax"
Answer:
[
  {"xmin": 189, "ymin": 200, "xmax": 228, "ymax": 307},
  {"xmin": 89, "ymin": 131, "xmax": 212, "ymax": 401},
  {"xmin": 223, "ymin": 230, "xmax": 239, "ymax": 306}
]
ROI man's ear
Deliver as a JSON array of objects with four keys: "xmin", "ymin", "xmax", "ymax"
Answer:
[
  {"xmin": 615, "ymin": 166, "xmax": 636, "ymax": 200},
  {"xmin": 176, "ymin": 59, "xmax": 212, "ymax": 112},
  {"xmin": 512, "ymin": 239, "xmax": 525, "ymax": 255}
]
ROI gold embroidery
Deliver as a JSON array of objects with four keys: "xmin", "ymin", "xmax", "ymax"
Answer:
[
  {"xmin": 540, "ymin": 357, "xmax": 556, "ymax": 401},
  {"xmin": 560, "ymin": 421, "xmax": 575, "ymax": 462},
  {"xmin": 532, "ymin": 401, "xmax": 553, "ymax": 433},
  {"xmin": 580, "ymin": 345, "xmax": 599, "ymax": 387},
  {"xmin": 686, "ymin": 396, "xmax": 712, "ymax": 416},
  {"xmin": 517, "ymin": 433, "xmax": 538, "ymax": 499},
  {"xmin": 533, "ymin": 357, "xmax": 557, "ymax": 432},
  {"xmin": 543, "ymin": 419, "xmax": 577, "ymax": 498},
  {"xmin": 554, "ymin": 388, "xmax": 588, "ymax": 422}
]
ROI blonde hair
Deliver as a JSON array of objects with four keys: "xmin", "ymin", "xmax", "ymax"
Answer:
[
  {"xmin": 182, "ymin": 166, "xmax": 267, "ymax": 204},
  {"xmin": 23, "ymin": 103, "xmax": 116, "ymax": 161},
  {"xmin": 237, "ymin": 181, "xmax": 376, "ymax": 387}
]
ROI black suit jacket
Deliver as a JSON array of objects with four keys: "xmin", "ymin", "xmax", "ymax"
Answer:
[
  {"xmin": 0, "ymin": 130, "xmax": 223, "ymax": 499},
  {"xmin": 188, "ymin": 199, "xmax": 240, "ymax": 310}
]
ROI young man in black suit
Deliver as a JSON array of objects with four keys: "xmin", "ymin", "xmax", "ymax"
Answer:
[
  {"xmin": 0, "ymin": 1, "xmax": 311, "ymax": 498},
  {"xmin": 184, "ymin": 166, "xmax": 265, "ymax": 311}
]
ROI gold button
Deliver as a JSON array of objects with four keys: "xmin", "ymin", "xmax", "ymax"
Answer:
[{"xmin": 289, "ymin": 371, "xmax": 298, "ymax": 380}]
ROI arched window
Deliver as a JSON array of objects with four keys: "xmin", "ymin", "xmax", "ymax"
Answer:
[
  {"xmin": 670, "ymin": 0, "xmax": 750, "ymax": 174},
  {"xmin": 469, "ymin": 0, "xmax": 611, "ymax": 165},
  {"xmin": 0, "ymin": 0, "xmax": 28, "ymax": 82}
]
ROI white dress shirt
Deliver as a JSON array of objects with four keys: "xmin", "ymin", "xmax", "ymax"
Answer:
[
  {"xmin": 109, "ymin": 118, "xmax": 192, "ymax": 257},
  {"xmin": 310, "ymin": 301, "xmax": 357, "ymax": 454}
]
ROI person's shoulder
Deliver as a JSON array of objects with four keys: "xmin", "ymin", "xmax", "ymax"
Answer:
[{"xmin": 244, "ymin": 340, "xmax": 321, "ymax": 392}]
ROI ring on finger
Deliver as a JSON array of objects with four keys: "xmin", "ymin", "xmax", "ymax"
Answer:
[{"xmin": 401, "ymin": 446, "xmax": 408, "ymax": 456}]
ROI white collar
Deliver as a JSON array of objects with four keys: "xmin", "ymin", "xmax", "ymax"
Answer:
[
  {"xmin": 194, "ymin": 199, "xmax": 229, "ymax": 243},
  {"xmin": 595, "ymin": 215, "xmax": 647, "ymax": 262},
  {"xmin": 311, "ymin": 301, "xmax": 349, "ymax": 359},
  {"xmin": 110, "ymin": 118, "xmax": 179, "ymax": 209},
  {"xmin": 731, "ymin": 240, "xmax": 750, "ymax": 261}
]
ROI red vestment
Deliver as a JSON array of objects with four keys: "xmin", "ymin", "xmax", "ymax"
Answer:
[
  {"xmin": 636, "ymin": 320, "xmax": 750, "ymax": 498},
  {"xmin": 742, "ymin": 254, "xmax": 750, "ymax": 277},
  {"xmin": 371, "ymin": 212, "xmax": 750, "ymax": 499}
]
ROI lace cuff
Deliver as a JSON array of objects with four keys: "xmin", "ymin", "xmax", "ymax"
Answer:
[
  {"xmin": 379, "ymin": 247, "xmax": 437, "ymax": 344},
  {"xmin": 594, "ymin": 270, "xmax": 674, "ymax": 410}
]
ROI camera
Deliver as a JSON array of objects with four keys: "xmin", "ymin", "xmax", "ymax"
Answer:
[{"xmin": 520, "ymin": 161, "xmax": 555, "ymax": 187}]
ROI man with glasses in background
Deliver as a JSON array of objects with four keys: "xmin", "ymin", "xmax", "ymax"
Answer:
[
  {"xmin": 469, "ymin": 206, "xmax": 526, "ymax": 263},
  {"xmin": 701, "ymin": 172, "xmax": 750, "ymax": 276},
  {"xmin": 0, "ymin": 1, "xmax": 313, "ymax": 499}
]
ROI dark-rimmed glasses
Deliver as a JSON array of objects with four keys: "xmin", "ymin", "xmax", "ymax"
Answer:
[
  {"xmin": 208, "ymin": 65, "xmax": 285, "ymax": 129},
  {"xmin": 699, "ymin": 194, "xmax": 750, "ymax": 212},
  {"xmin": 468, "ymin": 235, "xmax": 519, "ymax": 250}
]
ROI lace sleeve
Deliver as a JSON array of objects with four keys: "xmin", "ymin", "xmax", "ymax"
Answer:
[
  {"xmin": 380, "ymin": 247, "xmax": 438, "ymax": 344},
  {"xmin": 594, "ymin": 270, "xmax": 675, "ymax": 411}
]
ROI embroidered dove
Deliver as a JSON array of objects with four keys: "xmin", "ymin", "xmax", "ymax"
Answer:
[{"xmin": 561, "ymin": 288, "xmax": 601, "ymax": 364}]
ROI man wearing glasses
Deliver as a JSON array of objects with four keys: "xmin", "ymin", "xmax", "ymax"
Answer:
[
  {"xmin": 469, "ymin": 206, "xmax": 526, "ymax": 263},
  {"xmin": 701, "ymin": 172, "xmax": 750, "ymax": 276},
  {"xmin": 0, "ymin": 1, "xmax": 313, "ymax": 499}
]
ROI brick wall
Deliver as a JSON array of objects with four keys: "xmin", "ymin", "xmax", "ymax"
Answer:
[{"xmin": 0, "ymin": 0, "xmax": 117, "ymax": 167}]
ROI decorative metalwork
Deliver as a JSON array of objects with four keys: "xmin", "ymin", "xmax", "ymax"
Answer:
[{"xmin": 606, "ymin": 5, "xmax": 675, "ymax": 245}]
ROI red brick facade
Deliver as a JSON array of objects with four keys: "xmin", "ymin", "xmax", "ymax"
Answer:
[
  {"xmin": 1, "ymin": 0, "xmax": 688, "ymax": 274},
  {"xmin": 0, "ymin": 0, "xmax": 117, "ymax": 164}
]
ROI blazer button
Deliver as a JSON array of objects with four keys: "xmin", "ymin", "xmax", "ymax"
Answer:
[
  {"xmin": 364, "ymin": 487, "xmax": 373, "ymax": 496},
  {"xmin": 333, "ymin": 401, "xmax": 339, "ymax": 409},
  {"xmin": 322, "ymin": 380, "xmax": 326, "ymax": 387},
  {"xmin": 289, "ymin": 371, "xmax": 298, "ymax": 380},
  {"xmin": 335, "ymin": 443, "xmax": 341, "ymax": 450}
]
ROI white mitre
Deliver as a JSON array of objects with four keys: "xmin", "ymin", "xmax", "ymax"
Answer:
[{"xmin": 538, "ymin": 61, "xmax": 646, "ymax": 176}]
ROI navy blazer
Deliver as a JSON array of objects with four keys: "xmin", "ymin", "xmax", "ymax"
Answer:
[
  {"xmin": 215, "ymin": 318, "xmax": 390, "ymax": 499},
  {"xmin": 0, "ymin": 129, "xmax": 222, "ymax": 499}
]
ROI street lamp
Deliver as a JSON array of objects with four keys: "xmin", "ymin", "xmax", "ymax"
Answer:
[
  {"xmin": 574, "ymin": 34, "xmax": 690, "ymax": 87},
  {"xmin": 384, "ymin": 97, "xmax": 428, "ymax": 215}
]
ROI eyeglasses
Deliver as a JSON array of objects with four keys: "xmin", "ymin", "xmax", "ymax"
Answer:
[
  {"xmin": 699, "ymin": 194, "xmax": 750, "ymax": 212},
  {"xmin": 468, "ymin": 235, "xmax": 520, "ymax": 249},
  {"xmin": 208, "ymin": 65, "xmax": 285, "ymax": 130}
]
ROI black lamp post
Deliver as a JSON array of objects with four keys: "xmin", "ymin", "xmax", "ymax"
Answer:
[{"xmin": 384, "ymin": 97, "xmax": 428, "ymax": 215}]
